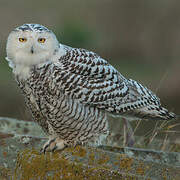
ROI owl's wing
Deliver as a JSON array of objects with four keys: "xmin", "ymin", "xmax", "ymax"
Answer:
[{"xmin": 52, "ymin": 46, "xmax": 160, "ymax": 114}]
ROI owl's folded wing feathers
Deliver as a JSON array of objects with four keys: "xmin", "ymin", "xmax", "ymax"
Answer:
[{"xmin": 50, "ymin": 46, "xmax": 161, "ymax": 115}]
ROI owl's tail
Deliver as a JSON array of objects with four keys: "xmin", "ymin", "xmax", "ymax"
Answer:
[{"xmin": 134, "ymin": 104, "xmax": 177, "ymax": 120}]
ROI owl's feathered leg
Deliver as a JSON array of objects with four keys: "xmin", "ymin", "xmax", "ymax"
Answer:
[{"xmin": 41, "ymin": 136, "xmax": 67, "ymax": 153}]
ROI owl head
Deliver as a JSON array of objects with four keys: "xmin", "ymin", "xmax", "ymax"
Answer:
[{"xmin": 6, "ymin": 24, "xmax": 62, "ymax": 78}]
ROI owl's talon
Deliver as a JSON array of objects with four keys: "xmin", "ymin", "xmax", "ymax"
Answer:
[
  {"xmin": 52, "ymin": 145, "xmax": 58, "ymax": 152},
  {"xmin": 43, "ymin": 143, "xmax": 50, "ymax": 154},
  {"xmin": 41, "ymin": 137, "xmax": 66, "ymax": 153},
  {"xmin": 40, "ymin": 144, "xmax": 50, "ymax": 154}
]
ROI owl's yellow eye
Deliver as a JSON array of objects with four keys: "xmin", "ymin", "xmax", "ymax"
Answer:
[
  {"xmin": 38, "ymin": 38, "xmax": 46, "ymax": 43},
  {"xmin": 19, "ymin": 38, "xmax": 27, "ymax": 42}
]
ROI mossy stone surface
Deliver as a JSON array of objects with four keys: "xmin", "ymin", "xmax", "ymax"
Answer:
[{"xmin": 0, "ymin": 117, "xmax": 180, "ymax": 179}]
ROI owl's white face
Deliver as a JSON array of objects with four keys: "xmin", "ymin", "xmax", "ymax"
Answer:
[
  {"xmin": 6, "ymin": 25, "xmax": 59, "ymax": 66},
  {"xmin": 6, "ymin": 24, "xmax": 61, "ymax": 78}
]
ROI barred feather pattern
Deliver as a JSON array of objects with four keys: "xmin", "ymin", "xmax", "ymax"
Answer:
[{"xmin": 16, "ymin": 45, "xmax": 175, "ymax": 144}]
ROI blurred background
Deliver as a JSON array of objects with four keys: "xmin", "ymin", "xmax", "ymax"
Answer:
[{"xmin": 0, "ymin": 0, "xmax": 180, "ymax": 121}]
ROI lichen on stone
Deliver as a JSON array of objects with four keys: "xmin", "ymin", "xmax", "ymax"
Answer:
[
  {"xmin": 0, "ymin": 166, "xmax": 12, "ymax": 179},
  {"xmin": 12, "ymin": 147, "xmax": 136, "ymax": 180}
]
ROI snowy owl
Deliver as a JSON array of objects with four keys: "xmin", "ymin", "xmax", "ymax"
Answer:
[{"xmin": 6, "ymin": 24, "xmax": 176, "ymax": 152}]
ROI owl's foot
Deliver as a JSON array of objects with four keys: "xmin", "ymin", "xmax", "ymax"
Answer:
[{"xmin": 41, "ymin": 137, "xmax": 67, "ymax": 153}]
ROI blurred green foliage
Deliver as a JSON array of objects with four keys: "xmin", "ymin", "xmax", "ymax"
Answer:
[{"xmin": 55, "ymin": 22, "xmax": 95, "ymax": 48}]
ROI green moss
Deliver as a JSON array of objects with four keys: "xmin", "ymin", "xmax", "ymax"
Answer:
[
  {"xmin": 11, "ymin": 146, "xmax": 179, "ymax": 179},
  {"xmin": 12, "ymin": 147, "xmax": 137, "ymax": 180},
  {"xmin": 117, "ymin": 154, "xmax": 134, "ymax": 172},
  {"xmin": 0, "ymin": 166, "xmax": 12, "ymax": 179},
  {"xmin": 67, "ymin": 145, "xmax": 87, "ymax": 158}
]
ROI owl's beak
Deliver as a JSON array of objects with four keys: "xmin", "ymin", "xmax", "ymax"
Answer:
[{"xmin": 30, "ymin": 46, "xmax": 34, "ymax": 54}]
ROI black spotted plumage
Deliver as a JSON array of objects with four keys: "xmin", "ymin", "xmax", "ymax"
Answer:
[
  {"xmin": 14, "ymin": 23, "xmax": 51, "ymax": 33},
  {"xmin": 7, "ymin": 24, "xmax": 176, "ymax": 150},
  {"xmin": 16, "ymin": 45, "xmax": 176, "ymax": 145}
]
